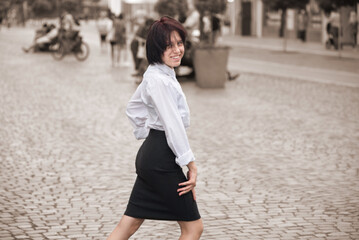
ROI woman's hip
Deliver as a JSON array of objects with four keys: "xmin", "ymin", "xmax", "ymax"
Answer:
[{"xmin": 135, "ymin": 129, "xmax": 181, "ymax": 172}]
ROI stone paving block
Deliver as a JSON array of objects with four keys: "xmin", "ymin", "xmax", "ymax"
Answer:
[{"xmin": 1, "ymin": 24, "xmax": 359, "ymax": 240}]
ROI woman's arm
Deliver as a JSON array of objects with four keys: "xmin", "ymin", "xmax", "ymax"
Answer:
[
  {"xmin": 147, "ymin": 76, "xmax": 198, "ymax": 199},
  {"xmin": 147, "ymin": 77, "xmax": 195, "ymax": 167},
  {"xmin": 126, "ymin": 85, "xmax": 149, "ymax": 139}
]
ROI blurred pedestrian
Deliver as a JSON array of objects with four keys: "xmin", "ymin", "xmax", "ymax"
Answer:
[
  {"xmin": 96, "ymin": 11, "xmax": 112, "ymax": 52},
  {"xmin": 109, "ymin": 13, "xmax": 127, "ymax": 67},
  {"xmin": 130, "ymin": 18, "xmax": 153, "ymax": 80},
  {"xmin": 325, "ymin": 21, "xmax": 335, "ymax": 49},
  {"xmin": 202, "ymin": 11, "xmax": 211, "ymax": 43},
  {"xmin": 211, "ymin": 14, "xmax": 222, "ymax": 44},
  {"xmin": 0, "ymin": 13, "xmax": 3, "ymax": 31},
  {"xmin": 328, "ymin": 11, "xmax": 340, "ymax": 49},
  {"xmin": 349, "ymin": 11, "xmax": 358, "ymax": 48},
  {"xmin": 183, "ymin": 7, "xmax": 200, "ymax": 42},
  {"xmin": 297, "ymin": 9, "xmax": 308, "ymax": 42},
  {"xmin": 106, "ymin": 16, "xmax": 203, "ymax": 240},
  {"xmin": 60, "ymin": 9, "xmax": 80, "ymax": 40},
  {"xmin": 22, "ymin": 24, "xmax": 58, "ymax": 53}
]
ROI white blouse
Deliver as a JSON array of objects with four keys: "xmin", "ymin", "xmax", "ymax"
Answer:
[{"xmin": 126, "ymin": 64, "xmax": 195, "ymax": 167}]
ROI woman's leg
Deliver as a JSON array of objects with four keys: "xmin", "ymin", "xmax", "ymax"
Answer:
[
  {"xmin": 107, "ymin": 215, "xmax": 144, "ymax": 240},
  {"xmin": 110, "ymin": 42, "xmax": 115, "ymax": 66},
  {"xmin": 116, "ymin": 44, "xmax": 121, "ymax": 64},
  {"xmin": 178, "ymin": 219, "xmax": 203, "ymax": 240}
]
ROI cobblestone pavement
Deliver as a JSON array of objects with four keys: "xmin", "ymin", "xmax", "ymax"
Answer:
[{"xmin": 1, "ymin": 24, "xmax": 359, "ymax": 240}]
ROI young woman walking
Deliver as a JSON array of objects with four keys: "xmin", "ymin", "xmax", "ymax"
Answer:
[{"xmin": 107, "ymin": 16, "xmax": 203, "ymax": 240}]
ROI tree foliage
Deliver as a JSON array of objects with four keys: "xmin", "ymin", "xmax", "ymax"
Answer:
[
  {"xmin": 194, "ymin": 0, "xmax": 227, "ymax": 15},
  {"xmin": 193, "ymin": 0, "xmax": 227, "ymax": 45},
  {"xmin": 262, "ymin": 0, "xmax": 309, "ymax": 37},
  {"xmin": 262, "ymin": 0, "xmax": 309, "ymax": 11},
  {"xmin": 31, "ymin": 0, "xmax": 55, "ymax": 17},
  {"xmin": 154, "ymin": 0, "xmax": 188, "ymax": 22},
  {"xmin": 62, "ymin": 0, "xmax": 81, "ymax": 14},
  {"xmin": 0, "ymin": 0, "xmax": 11, "ymax": 12},
  {"xmin": 316, "ymin": 0, "xmax": 357, "ymax": 14}
]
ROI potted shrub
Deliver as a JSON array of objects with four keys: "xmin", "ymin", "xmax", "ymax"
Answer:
[{"xmin": 193, "ymin": 0, "xmax": 230, "ymax": 88}]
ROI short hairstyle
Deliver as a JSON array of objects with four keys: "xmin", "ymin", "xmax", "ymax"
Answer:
[{"xmin": 146, "ymin": 16, "xmax": 187, "ymax": 65}]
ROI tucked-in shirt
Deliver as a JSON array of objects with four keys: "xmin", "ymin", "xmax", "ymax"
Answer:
[{"xmin": 126, "ymin": 64, "xmax": 195, "ymax": 167}]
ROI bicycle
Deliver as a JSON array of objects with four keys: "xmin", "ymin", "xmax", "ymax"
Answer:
[{"xmin": 51, "ymin": 29, "xmax": 90, "ymax": 61}]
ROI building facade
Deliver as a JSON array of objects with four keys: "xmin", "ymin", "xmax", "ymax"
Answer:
[{"xmin": 227, "ymin": 0, "xmax": 358, "ymax": 45}]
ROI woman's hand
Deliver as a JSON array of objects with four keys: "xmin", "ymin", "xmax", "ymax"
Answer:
[{"xmin": 178, "ymin": 162, "xmax": 197, "ymax": 201}]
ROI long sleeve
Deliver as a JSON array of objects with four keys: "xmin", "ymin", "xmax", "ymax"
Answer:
[
  {"xmin": 146, "ymin": 78, "xmax": 194, "ymax": 167},
  {"xmin": 126, "ymin": 85, "xmax": 149, "ymax": 139}
]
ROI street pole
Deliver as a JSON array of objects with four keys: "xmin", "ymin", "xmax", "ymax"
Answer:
[
  {"xmin": 338, "ymin": 8, "xmax": 342, "ymax": 58},
  {"xmin": 283, "ymin": 9, "xmax": 287, "ymax": 52}
]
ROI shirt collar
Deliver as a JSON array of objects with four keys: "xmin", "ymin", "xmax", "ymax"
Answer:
[{"xmin": 152, "ymin": 63, "xmax": 176, "ymax": 79}]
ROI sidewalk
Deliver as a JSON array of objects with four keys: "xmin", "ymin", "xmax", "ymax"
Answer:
[
  {"xmin": 222, "ymin": 35, "xmax": 359, "ymax": 59},
  {"xmin": 1, "ymin": 24, "xmax": 359, "ymax": 240},
  {"xmin": 222, "ymin": 35, "xmax": 359, "ymax": 88}
]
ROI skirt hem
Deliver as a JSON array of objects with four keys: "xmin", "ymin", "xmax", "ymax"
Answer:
[{"xmin": 124, "ymin": 213, "xmax": 201, "ymax": 222}]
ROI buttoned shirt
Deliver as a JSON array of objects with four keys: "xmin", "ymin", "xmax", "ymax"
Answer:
[{"xmin": 126, "ymin": 64, "xmax": 195, "ymax": 167}]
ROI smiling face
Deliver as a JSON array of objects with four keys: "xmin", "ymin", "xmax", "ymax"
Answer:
[{"xmin": 161, "ymin": 31, "xmax": 185, "ymax": 69}]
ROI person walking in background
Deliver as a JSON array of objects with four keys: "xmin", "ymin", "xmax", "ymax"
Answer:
[
  {"xmin": 106, "ymin": 16, "xmax": 203, "ymax": 240},
  {"xmin": 349, "ymin": 11, "xmax": 358, "ymax": 48},
  {"xmin": 329, "ymin": 10, "xmax": 340, "ymax": 49},
  {"xmin": 211, "ymin": 14, "xmax": 222, "ymax": 44},
  {"xmin": 96, "ymin": 11, "xmax": 112, "ymax": 52},
  {"xmin": 297, "ymin": 9, "xmax": 308, "ymax": 42},
  {"xmin": 0, "ymin": 13, "xmax": 3, "ymax": 31},
  {"xmin": 130, "ymin": 18, "xmax": 153, "ymax": 77},
  {"xmin": 183, "ymin": 7, "xmax": 200, "ymax": 42},
  {"xmin": 109, "ymin": 13, "xmax": 127, "ymax": 67}
]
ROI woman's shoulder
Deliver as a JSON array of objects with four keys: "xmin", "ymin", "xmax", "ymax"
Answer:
[{"xmin": 143, "ymin": 66, "xmax": 174, "ymax": 89}]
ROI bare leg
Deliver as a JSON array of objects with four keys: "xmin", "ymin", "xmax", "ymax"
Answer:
[
  {"xmin": 117, "ymin": 45, "xmax": 121, "ymax": 65},
  {"xmin": 107, "ymin": 215, "xmax": 144, "ymax": 240},
  {"xmin": 178, "ymin": 219, "xmax": 203, "ymax": 240},
  {"xmin": 22, "ymin": 44, "xmax": 35, "ymax": 53},
  {"xmin": 111, "ymin": 43, "xmax": 115, "ymax": 67}
]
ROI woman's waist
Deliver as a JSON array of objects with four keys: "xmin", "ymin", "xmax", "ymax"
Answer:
[
  {"xmin": 148, "ymin": 128, "xmax": 165, "ymax": 136},
  {"xmin": 146, "ymin": 120, "xmax": 165, "ymax": 132}
]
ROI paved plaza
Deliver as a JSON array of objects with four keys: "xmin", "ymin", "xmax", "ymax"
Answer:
[{"xmin": 1, "ymin": 22, "xmax": 359, "ymax": 240}]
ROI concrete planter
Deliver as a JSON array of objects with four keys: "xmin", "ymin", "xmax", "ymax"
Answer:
[{"xmin": 193, "ymin": 46, "xmax": 230, "ymax": 88}]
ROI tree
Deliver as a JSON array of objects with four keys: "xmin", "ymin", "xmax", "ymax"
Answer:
[
  {"xmin": 31, "ymin": 0, "xmax": 54, "ymax": 18},
  {"xmin": 316, "ymin": 0, "xmax": 357, "ymax": 14},
  {"xmin": 262, "ymin": 0, "xmax": 309, "ymax": 37},
  {"xmin": 61, "ymin": 0, "xmax": 81, "ymax": 15},
  {"xmin": 262, "ymin": 0, "xmax": 310, "ymax": 52},
  {"xmin": 194, "ymin": 0, "xmax": 227, "ymax": 45},
  {"xmin": 0, "ymin": 0, "xmax": 12, "ymax": 20},
  {"xmin": 154, "ymin": 0, "xmax": 188, "ymax": 22}
]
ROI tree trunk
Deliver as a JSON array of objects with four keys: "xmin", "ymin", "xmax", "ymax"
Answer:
[
  {"xmin": 282, "ymin": 8, "xmax": 287, "ymax": 52},
  {"xmin": 19, "ymin": 1, "xmax": 25, "ymax": 26},
  {"xmin": 199, "ymin": 12, "xmax": 204, "ymax": 42},
  {"xmin": 279, "ymin": 8, "xmax": 286, "ymax": 37}
]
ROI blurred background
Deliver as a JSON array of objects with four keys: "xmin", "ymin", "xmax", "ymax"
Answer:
[{"xmin": 0, "ymin": 0, "xmax": 358, "ymax": 49}]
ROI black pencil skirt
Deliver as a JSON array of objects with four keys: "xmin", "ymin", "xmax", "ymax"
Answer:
[{"xmin": 124, "ymin": 129, "xmax": 201, "ymax": 221}]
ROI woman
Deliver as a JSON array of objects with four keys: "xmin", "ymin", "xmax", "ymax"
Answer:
[
  {"xmin": 109, "ymin": 13, "xmax": 127, "ymax": 67},
  {"xmin": 107, "ymin": 16, "xmax": 203, "ymax": 240},
  {"xmin": 349, "ymin": 11, "xmax": 358, "ymax": 48}
]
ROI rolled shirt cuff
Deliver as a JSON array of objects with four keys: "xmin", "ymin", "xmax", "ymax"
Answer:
[
  {"xmin": 175, "ymin": 149, "xmax": 195, "ymax": 167},
  {"xmin": 134, "ymin": 127, "xmax": 149, "ymax": 140}
]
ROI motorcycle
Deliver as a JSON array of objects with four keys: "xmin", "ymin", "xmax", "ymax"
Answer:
[{"xmin": 51, "ymin": 29, "xmax": 90, "ymax": 61}]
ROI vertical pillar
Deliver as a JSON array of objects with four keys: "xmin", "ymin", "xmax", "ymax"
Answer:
[
  {"xmin": 357, "ymin": 3, "xmax": 359, "ymax": 47},
  {"xmin": 227, "ymin": 0, "xmax": 236, "ymax": 35},
  {"xmin": 256, "ymin": 0, "xmax": 262, "ymax": 37}
]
